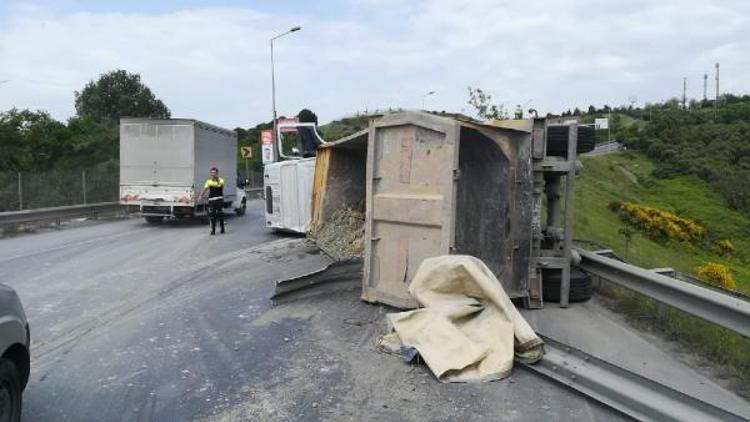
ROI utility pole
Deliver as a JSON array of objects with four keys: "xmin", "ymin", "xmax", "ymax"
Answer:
[
  {"xmin": 270, "ymin": 26, "xmax": 301, "ymax": 161},
  {"xmin": 682, "ymin": 77, "xmax": 687, "ymax": 109},
  {"xmin": 714, "ymin": 62, "xmax": 720, "ymax": 100},
  {"xmin": 703, "ymin": 74, "xmax": 708, "ymax": 101},
  {"xmin": 714, "ymin": 62, "xmax": 720, "ymax": 119}
]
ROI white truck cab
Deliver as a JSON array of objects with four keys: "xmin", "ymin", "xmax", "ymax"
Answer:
[{"xmin": 263, "ymin": 122, "xmax": 326, "ymax": 233}]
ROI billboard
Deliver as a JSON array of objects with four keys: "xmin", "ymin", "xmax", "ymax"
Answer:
[
  {"xmin": 261, "ymin": 129, "xmax": 274, "ymax": 164},
  {"xmin": 594, "ymin": 118, "xmax": 609, "ymax": 129}
]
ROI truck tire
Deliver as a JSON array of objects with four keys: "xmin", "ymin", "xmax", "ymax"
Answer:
[
  {"xmin": 546, "ymin": 125, "xmax": 596, "ymax": 156},
  {"xmin": 144, "ymin": 216, "xmax": 164, "ymax": 224},
  {"xmin": 542, "ymin": 267, "xmax": 593, "ymax": 303},
  {"xmin": 235, "ymin": 199, "xmax": 247, "ymax": 216},
  {"xmin": 0, "ymin": 358, "xmax": 22, "ymax": 422}
]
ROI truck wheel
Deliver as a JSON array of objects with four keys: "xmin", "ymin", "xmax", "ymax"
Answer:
[
  {"xmin": 235, "ymin": 199, "xmax": 247, "ymax": 216},
  {"xmin": 144, "ymin": 216, "xmax": 164, "ymax": 224},
  {"xmin": 542, "ymin": 267, "xmax": 593, "ymax": 303},
  {"xmin": 0, "ymin": 359, "xmax": 22, "ymax": 422}
]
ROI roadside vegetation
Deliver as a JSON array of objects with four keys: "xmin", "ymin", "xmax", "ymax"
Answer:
[
  {"xmin": 575, "ymin": 151, "xmax": 750, "ymax": 395},
  {"xmin": 558, "ymin": 94, "xmax": 750, "ymax": 218},
  {"xmin": 575, "ymin": 151, "xmax": 749, "ymax": 293}
]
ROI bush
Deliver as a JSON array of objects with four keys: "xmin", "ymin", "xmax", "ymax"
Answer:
[
  {"xmin": 715, "ymin": 239, "xmax": 736, "ymax": 255},
  {"xmin": 696, "ymin": 262, "xmax": 737, "ymax": 290},
  {"xmin": 619, "ymin": 202, "xmax": 705, "ymax": 243}
]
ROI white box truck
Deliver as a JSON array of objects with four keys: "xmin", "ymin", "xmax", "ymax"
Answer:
[{"xmin": 119, "ymin": 118, "xmax": 247, "ymax": 223}]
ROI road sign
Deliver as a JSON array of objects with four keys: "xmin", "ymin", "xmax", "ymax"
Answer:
[
  {"xmin": 594, "ymin": 118, "xmax": 609, "ymax": 129},
  {"xmin": 240, "ymin": 146, "xmax": 253, "ymax": 158}
]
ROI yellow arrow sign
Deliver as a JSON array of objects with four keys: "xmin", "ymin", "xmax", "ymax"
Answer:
[{"xmin": 240, "ymin": 146, "xmax": 253, "ymax": 158}]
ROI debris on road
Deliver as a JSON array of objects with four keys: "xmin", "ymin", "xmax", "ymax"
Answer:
[
  {"xmin": 378, "ymin": 255, "xmax": 544, "ymax": 383},
  {"xmin": 272, "ymin": 259, "xmax": 362, "ymax": 304}
]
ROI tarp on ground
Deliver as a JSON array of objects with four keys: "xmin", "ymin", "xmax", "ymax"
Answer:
[{"xmin": 379, "ymin": 255, "xmax": 544, "ymax": 382}]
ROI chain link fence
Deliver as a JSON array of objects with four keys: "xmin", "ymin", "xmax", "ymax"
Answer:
[
  {"xmin": 0, "ymin": 163, "xmax": 263, "ymax": 213},
  {"xmin": 0, "ymin": 162, "xmax": 119, "ymax": 212}
]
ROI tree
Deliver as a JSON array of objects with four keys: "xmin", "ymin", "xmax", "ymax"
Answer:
[
  {"xmin": 297, "ymin": 108, "xmax": 318, "ymax": 125},
  {"xmin": 587, "ymin": 105, "xmax": 596, "ymax": 114},
  {"xmin": 0, "ymin": 109, "xmax": 69, "ymax": 171},
  {"xmin": 466, "ymin": 87, "xmax": 508, "ymax": 120},
  {"xmin": 74, "ymin": 69, "xmax": 170, "ymax": 124}
]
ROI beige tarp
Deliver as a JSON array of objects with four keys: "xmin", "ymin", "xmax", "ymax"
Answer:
[{"xmin": 378, "ymin": 255, "xmax": 544, "ymax": 383}]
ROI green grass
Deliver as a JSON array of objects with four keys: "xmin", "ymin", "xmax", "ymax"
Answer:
[
  {"xmin": 574, "ymin": 151, "xmax": 750, "ymax": 395},
  {"xmin": 574, "ymin": 150, "xmax": 750, "ymax": 294}
]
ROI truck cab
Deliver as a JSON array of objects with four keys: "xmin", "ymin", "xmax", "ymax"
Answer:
[{"xmin": 263, "ymin": 122, "xmax": 326, "ymax": 233}]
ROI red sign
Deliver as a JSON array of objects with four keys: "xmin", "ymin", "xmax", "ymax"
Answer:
[
  {"xmin": 277, "ymin": 117, "xmax": 299, "ymax": 133},
  {"xmin": 261, "ymin": 129, "xmax": 274, "ymax": 145}
]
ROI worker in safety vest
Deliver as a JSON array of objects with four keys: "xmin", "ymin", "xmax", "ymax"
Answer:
[{"xmin": 198, "ymin": 167, "xmax": 226, "ymax": 235}]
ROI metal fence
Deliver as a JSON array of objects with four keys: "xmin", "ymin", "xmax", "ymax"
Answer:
[
  {"xmin": 0, "ymin": 164, "xmax": 265, "ymax": 213},
  {"xmin": 238, "ymin": 168, "xmax": 264, "ymax": 189},
  {"xmin": 0, "ymin": 162, "xmax": 119, "ymax": 212}
]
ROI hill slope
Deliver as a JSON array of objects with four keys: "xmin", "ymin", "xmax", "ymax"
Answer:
[{"xmin": 574, "ymin": 151, "xmax": 750, "ymax": 294}]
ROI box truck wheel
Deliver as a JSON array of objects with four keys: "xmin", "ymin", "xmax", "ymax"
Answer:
[
  {"xmin": 235, "ymin": 198, "xmax": 247, "ymax": 216},
  {"xmin": 144, "ymin": 216, "xmax": 164, "ymax": 224}
]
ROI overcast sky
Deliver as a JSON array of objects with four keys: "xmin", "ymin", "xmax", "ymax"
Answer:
[{"xmin": 1, "ymin": 0, "xmax": 748, "ymax": 128}]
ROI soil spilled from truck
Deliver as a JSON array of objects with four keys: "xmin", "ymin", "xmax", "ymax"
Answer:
[{"xmin": 311, "ymin": 206, "xmax": 365, "ymax": 261}]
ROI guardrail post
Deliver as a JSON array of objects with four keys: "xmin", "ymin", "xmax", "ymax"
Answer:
[
  {"xmin": 17, "ymin": 172, "xmax": 23, "ymax": 210},
  {"xmin": 82, "ymin": 170, "xmax": 87, "ymax": 205}
]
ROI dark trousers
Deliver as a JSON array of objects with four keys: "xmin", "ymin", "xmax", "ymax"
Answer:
[{"xmin": 209, "ymin": 199, "xmax": 225, "ymax": 233}]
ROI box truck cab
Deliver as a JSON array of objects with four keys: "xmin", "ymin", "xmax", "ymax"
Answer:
[{"xmin": 119, "ymin": 118, "xmax": 247, "ymax": 223}]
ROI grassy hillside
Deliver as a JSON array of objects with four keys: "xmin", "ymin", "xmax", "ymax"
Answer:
[
  {"xmin": 575, "ymin": 151, "xmax": 750, "ymax": 294},
  {"xmin": 575, "ymin": 151, "xmax": 750, "ymax": 395}
]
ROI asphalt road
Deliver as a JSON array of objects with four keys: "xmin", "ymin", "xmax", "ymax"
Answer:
[{"xmin": 0, "ymin": 200, "xmax": 625, "ymax": 421}]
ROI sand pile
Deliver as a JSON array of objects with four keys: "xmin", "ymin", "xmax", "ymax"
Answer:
[{"xmin": 312, "ymin": 206, "xmax": 365, "ymax": 260}]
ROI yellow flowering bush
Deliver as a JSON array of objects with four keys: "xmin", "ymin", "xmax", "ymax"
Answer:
[
  {"xmin": 619, "ymin": 202, "xmax": 705, "ymax": 243},
  {"xmin": 715, "ymin": 239, "xmax": 736, "ymax": 255},
  {"xmin": 696, "ymin": 262, "xmax": 737, "ymax": 290}
]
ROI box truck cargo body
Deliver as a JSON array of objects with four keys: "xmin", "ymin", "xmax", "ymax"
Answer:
[{"xmin": 119, "ymin": 118, "xmax": 246, "ymax": 222}]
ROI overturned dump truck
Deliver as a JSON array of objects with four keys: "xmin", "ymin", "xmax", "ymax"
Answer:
[
  {"xmin": 288, "ymin": 110, "xmax": 750, "ymax": 421},
  {"xmin": 309, "ymin": 111, "xmax": 595, "ymax": 308}
]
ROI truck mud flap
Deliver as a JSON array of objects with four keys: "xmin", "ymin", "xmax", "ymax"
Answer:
[{"xmin": 272, "ymin": 259, "xmax": 363, "ymax": 305}]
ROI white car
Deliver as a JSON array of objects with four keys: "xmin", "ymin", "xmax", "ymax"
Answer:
[{"xmin": 0, "ymin": 283, "xmax": 30, "ymax": 422}]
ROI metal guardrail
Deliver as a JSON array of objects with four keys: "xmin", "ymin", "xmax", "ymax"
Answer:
[
  {"xmin": 576, "ymin": 248, "xmax": 750, "ymax": 338},
  {"xmin": 1, "ymin": 189, "xmax": 264, "ymax": 227},
  {"xmin": 524, "ymin": 336, "xmax": 747, "ymax": 422},
  {"xmin": 0, "ymin": 202, "xmax": 119, "ymax": 226}
]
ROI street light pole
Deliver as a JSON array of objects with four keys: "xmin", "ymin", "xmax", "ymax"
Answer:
[
  {"xmin": 270, "ymin": 26, "xmax": 301, "ymax": 161},
  {"xmin": 422, "ymin": 90, "xmax": 435, "ymax": 110}
]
